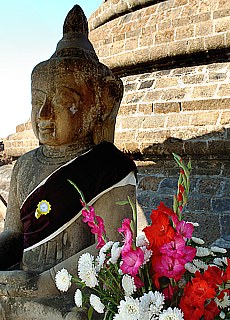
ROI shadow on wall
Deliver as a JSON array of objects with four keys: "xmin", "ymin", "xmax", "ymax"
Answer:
[{"xmin": 135, "ymin": 128, "xmax": 230, "ymax": 247}]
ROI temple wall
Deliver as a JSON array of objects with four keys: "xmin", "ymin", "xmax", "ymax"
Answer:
[
  {"xmin": 1, "ymin": 0, "xmax": 230, "ymax": 245},
  {"xmin": 88, "ymin": 0, "xmax": 230, "ymax": 246}
]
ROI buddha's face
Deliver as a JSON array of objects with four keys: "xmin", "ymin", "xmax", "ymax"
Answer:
[{"xmin": 31, "ymin": 60, "xmax": 98, "ymax": 146}]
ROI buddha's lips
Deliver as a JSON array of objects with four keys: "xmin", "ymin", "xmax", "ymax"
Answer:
[{"xmin": 38, "ymin": 122, "xmax": 54, "ymax": 133}]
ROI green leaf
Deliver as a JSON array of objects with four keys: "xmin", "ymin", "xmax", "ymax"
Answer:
[
  {"xmin": 87, "ymin": 306, "xmax": 93, "ymax": 320},
  {"xmin": 116, "ymin": 200, "xmax": 129, "ymax": 205}
]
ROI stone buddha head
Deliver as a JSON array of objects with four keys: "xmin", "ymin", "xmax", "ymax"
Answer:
[{"xmin": 31, "ymin": 5, "xmax": 123, "ymax": 148}]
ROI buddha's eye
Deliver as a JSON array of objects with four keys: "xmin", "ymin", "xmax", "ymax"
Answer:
[
  {"xmin": 69, "ymin": 103, "xmax": 78, "ymax": 115},
  {"xmin": 32, "ymin": 99, "xmax": 43, "ymax": 109}
]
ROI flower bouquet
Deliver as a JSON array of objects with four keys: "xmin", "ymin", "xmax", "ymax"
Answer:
[{"xmin": 55, "ymin": 154, "xmax": 230, "ymax": 320}]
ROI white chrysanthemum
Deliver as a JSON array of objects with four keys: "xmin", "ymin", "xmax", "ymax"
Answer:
[
  {"xmin": 90, "ymin": 294, "xmax": 105, "ymax": 314},
  {"xmin": 117, "ymin": 296, "xmax": 140, "ymax": 320},
  {"xmin": 192, "ymin": 237, "xmax": 205, "ymax": 245},
  {"xmin": 159, "ymin": 307, "xmax": 184, "ymax": 320},
  {"xmin": 140, "ymin": 291, "xmax": 164, "ymax": 317},
  {"xmin": 193, "ymin": 259, "xmax": 208, "ymax": 270},
  {"xmin": 55, "ymin": 268, "xmax": 72, "ymax": 292},
  {"xmin": 100, "ymin": 241, "xmax": 114, "ymax": 254},
  {"xmin": 185, "ymin": 262, "xmax": 199, "ymax": 274},
  {"xmin": 213, "ymin": 258, "xmax": 224, "ymax": 266},
  {"xmin": 122, "ymin": 274, "xmax": 136, "ymax": 296},
  {"xmin": 211, "ymin": 246, "xmax": 227, "ymax": 254},
  {"xmin": 219, "ymin": 311, "xmax": 226, "ymax": 319},
  {"xmin": 96, "ymin": 252, "xmax": 106, "ymax": 272},
  {"xmin": 74, "ymin": 289, "xmax": 82, "ymax": 308},
  {"xmin": 222, "ymin": 257, "xmax": 229, "ymax": 265},
  {"xmin": 113, "ymin": 314, "xmax": 123, "ymax": 320},
  {"xmin": 196, "ymin": 247, "xmax": 211, "ymax": 257},
  {"xmin": 140, "ymin": 246, "xmax": 152, "ymax": 265},
  {"xmin": 189, "ymin": 222, "xmax": 199, "ymax": 227},
  {"xmin": 136, "ymin": 234, "xmax": 148, "ymax": 247},
  {"xmin": 109, "ymin": 242, "xmax": 122, "ymax": 264},
  {"xmin": 78, "ymin": 253, "xmax": 98, "ymax": 288},
  {"xmin": 215, "ymin": 292, "xmax": 230, "ymax": 309}
]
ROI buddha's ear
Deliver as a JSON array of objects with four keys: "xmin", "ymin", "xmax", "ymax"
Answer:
[
  {"xmin": 100, "ymin": 75, "xmax": 123, "ymax": 121},
  {"xmin": 93, "ymin": 75, "xmax": 123, "ymax": 144}
]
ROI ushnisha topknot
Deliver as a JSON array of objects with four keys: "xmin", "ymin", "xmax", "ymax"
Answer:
[{"xmin": 51, "ymin": 5, "xmax": 98, "ymax": 61}]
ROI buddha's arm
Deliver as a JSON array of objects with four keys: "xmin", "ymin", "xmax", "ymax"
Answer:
[{"xmin": 0, "ymin": 162, "xmax": 23, "ymax": 270}]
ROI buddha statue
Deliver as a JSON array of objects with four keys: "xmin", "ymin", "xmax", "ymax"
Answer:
[{"xmin": 0, "ymin": 5, "xmax": 136, "ymax": 319}]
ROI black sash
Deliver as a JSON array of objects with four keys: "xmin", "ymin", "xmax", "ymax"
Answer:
[{"xmin": 20, "ymin": 142, "xmax": 137, "ymax": 249}]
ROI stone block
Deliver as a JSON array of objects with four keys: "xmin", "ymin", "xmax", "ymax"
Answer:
[
  {"xmin": 217, "ymin": 83, "xmax": 230, "ymax": 97},
  {"xmin": 175, "ymin": 24, "xmax": 195, "ymax": 40},
  {"xmin": 190, "ymin": 111, "xmax": 219, "ymax": 126},
  {"xmin": 198, "ymin": 179, "xmax": 222, "ymax": 195},
  {"xmin": 182, "ymin": 73, "xmax": 205, "ymax": 84},
  {"xmin": 154, "ymin": 102, "xmax": 180, "ymax": 114},
  {"xmin": 191, "ymin": 84, "xmax": 218, "ymax": 99},
  {"xmin": 118, "ymin": 104, "xmax": 137, "ymax": 115},
  {"xmin": 167, "ymin": 113, "xmax": 190, "ymax": 127},
  {"xmin": 187, "ymin": 37, "xmax": 205, "ymax": 52},
  {"xmin": 204, "ymin": 34, "xmax": 225, "ymax": 50},
  {"xmin": 182, "ymin": 98, "xmax": 230, "ymax": 111},
  {"xmin": 213, "ymin": 8, "xmax": 230, "ymax": 19},
  {"xmin": 221, "ymin": 214, "xmax": 230, "ymax": 241},
  {"xmin": 120, "ymin": 116, "xmax": 144, "ymax": 129},
  {"xmin": 183, "ymin": 212, "xmax": 220, "ymax": 246},
  {"xmin": 184, "ymin": 141, "xmax": 209, "ymax": 155},
  {"xmin": 138, "ymin": 176, "xmax": 163, "ymax": 191},
  {"xmin": 215, "ymin": 16, "xmax": 230, "ymax": 33},
  {"xmin": 160, "ymin": 87, "xmax": 188, "ymax": 101},
  {"xmin": 154, "ymin": 77, "xmax": 179, "ymax": 88},
  {"xmin": 124, "ymin": 37, "xmax": 139, "ymax": 51},
  {"xmin": 138, "ymin": 104, "xmax": 153, "ymax": 114},
  {"xmin": 155, "ymin": 29, "xmax": 174, "ymax": 44},
  {"xmin": 138, "ymin": 80, "xmax": 154, "ymax": 90},
  {"xmin": 109, "ymin": 40, "xmax": 125, "ymax": 55},
  {"xmin": 144, "ymin": 90, "xmax": 162, "ymax": 102},
  {"xmin": 195, "ymin": 21, "xmax": 213, "ymax": 36},
  {"xmin": 212, "ymin": 197, "xmax": 230, "ymax": 213},
  {"xmin": 142, "ymin": 115, "xmax": 166, "ymax": 129}
]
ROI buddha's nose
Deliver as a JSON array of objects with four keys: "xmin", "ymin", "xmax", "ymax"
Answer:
[{"xmin": 38, "ymin": 98, "xmax": 52, "ymax": 119}]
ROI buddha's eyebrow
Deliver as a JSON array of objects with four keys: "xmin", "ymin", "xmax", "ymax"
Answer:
[{"xmin": 61, "ymin": 86, "xmax": 79, "ymax": 94}]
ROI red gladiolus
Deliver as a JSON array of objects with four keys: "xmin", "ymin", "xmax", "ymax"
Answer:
[
  {"xmin": 179, "ymin": 274, "xmax": 217, "ymax": 320},
  {"xmin": 179, "ymin": 184, "xmax": 185, "ymax": 194},
  {"xmin": 177, "ymin": 192, "xmax": 183, "ymax": 202},
  {"xmin": 143, "ymin": 202, "xmax": 176, "ymax": 250}
]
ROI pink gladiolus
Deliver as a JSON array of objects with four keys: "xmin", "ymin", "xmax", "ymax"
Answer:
[
  {"xmin": 81, "ymin": 204, "xmax": 106, "ymax": 249},
  {"xmin": 160, "ymin": 235, "xmax": 186, "ymax": 259},
  {"xmin": 134, "ymin": 275, "xmax": 144, "ymax": 288},
  {"xmin": 179, "ymin": 245, "xmax": 196, "ymax": 264},
  {"xmin": 154, "ymin": 255, "xmax": 185, "ymax": 279},
  {"xmin": 176, "ymin": 220, "xmax": 194, "ymax": 239},
  {"xmin": 120, "ymin": 247, "xmax": 144, "ymax": 277},
  {"xmin": 118, "ymin": 218, "xmax": 133, "ymax": 253},
  {"xmin": 82, "ymin": 205, "xmax": 95, "ymax": 224}
]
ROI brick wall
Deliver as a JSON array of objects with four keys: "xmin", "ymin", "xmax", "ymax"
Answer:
[
  {"xmin": 88, "ymin": 0, "xmax": 230, "ymax": 246},
  {"xmin": 3, "ymin": 120, "xmax": 38, "ymax": 157}
]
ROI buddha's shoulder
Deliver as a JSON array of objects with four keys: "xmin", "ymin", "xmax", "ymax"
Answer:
[{"xmin": 14, "ymin": 148, "xmax": 39, "ymax": 168}]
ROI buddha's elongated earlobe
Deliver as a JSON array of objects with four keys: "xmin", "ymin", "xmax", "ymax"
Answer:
[{"xmin": 93, "ymin": 75, "xmax": 123, "ymax": 144}]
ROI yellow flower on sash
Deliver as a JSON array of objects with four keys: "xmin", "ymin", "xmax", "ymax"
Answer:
[{"xmin": 35, "ymin": 200, "xmax": 51, "ymax": 219}]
